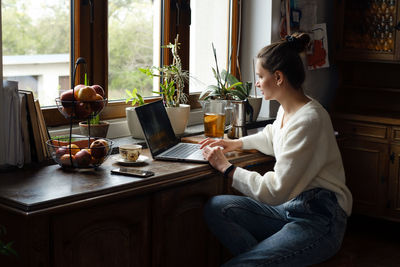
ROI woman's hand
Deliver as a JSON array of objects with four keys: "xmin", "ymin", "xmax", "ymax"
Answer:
[
  {"xmin": 199, "ymin": 138, "xmax": 243, "ymax": 154},
  {"xmin": 202, "ymin": 145, "xmax": 231, "ymax": 173}
]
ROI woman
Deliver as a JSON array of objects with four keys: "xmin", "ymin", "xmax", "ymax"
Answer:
[{"xmin": 200, "ymin": 33, "xmax": 352, "ymax": 266}]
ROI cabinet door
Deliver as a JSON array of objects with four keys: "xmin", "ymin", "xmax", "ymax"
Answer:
[
  {"xmin": 152, "ymin": 175, "xmax": 223, "ymax": 267},
  {"xmin": 335, "ymin": 0, "xmax": 400, "ymax": 61},
  {"xmin": 387, "ymin": 144, "xmax": 400, "ymax": 218},
  {"xmin": 338, "ymin": 138, "xmax": 388, "ymax": 216},
  {"xmin": 52, "ymin": 196, "xmax": 150, "ymax": 267}
]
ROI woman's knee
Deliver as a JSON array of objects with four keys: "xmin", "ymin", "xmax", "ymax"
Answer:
[
  {"xmin": 204, "ymin": 195, "xmax": 228, "ymax": 218},
  {"xmin": 204, "ymin": 195, "xmax": 242, "ymax": 222}
]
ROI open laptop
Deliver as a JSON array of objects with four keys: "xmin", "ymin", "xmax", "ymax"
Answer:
[{"xmin": 135, "ymin": 100, "xmax": 208, "ymax": 163}]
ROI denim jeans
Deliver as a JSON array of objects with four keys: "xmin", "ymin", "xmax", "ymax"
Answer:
[{"xmin": 204, "ymin": 188, "xmax": 348, "ymax": 267}]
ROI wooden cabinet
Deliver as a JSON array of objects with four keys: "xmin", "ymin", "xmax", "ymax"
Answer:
[
  {"xmin": 387, "ymin": 143, "xmax": 400, "ymax": 219},
  {"xmin": 152, "ymin": 175, "xmax": 223, "ymax": 267},
  {"xmin": 335, "ymin": 0, "xmax": 400, "ymax": 61},
  {"xmin": 52, "ymin": 196, "xmax": 151, "ymax": 267},
  {"xmin": 337, "ymin": 136, "xmax": 388, "ymax": 217},
  {"xmin": 333, "ymin": 117, "xmax": 400, "ymax": 221},
  {"xmin": 333, "ymin": 0, "xmax": 400, "ymax": 222},
  {"xmin": 0, "ymin": 148, "xmax": 274, "ymax": 267}
]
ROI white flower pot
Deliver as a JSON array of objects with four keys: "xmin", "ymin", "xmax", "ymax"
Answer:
[
  {"xmin": 165, "ymin": 104, "xmax": 190, "ymax": 136},
  {"xmin": 126, "ymin": 107, "xmax": 145, "ymax": 139}
]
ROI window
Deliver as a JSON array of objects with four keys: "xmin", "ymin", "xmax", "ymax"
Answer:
[
  {"xmin": 1, "ymin": 0, "xmax": 238, "ymax": 126},
  {"xmin": 1, "ymin": 0, "xmax": 70, "ymax": 107},
  {"xmin": 108, "ymin": 0, "xmax": 160, "ymax": 100},
  {"xmin": 189, "ymin": 0, "xmax": 230, "ymax": 93}
]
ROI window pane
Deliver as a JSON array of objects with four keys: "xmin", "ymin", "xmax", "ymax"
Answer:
[
  {"xmin": 190, "ymin": 0, "xmax": 229, "ymax": 93},
  {"xmin": 2, "ymin": 0, "xmax": 70, "ymax": 107},
  {"xmin": 108, "ymin": 0, "xmax": 160, "ymax": 100}
]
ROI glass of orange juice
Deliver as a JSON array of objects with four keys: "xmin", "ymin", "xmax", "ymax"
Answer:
[{"xmin": 201, "ymin": 100, "xmax": 230, "ymax": 139}]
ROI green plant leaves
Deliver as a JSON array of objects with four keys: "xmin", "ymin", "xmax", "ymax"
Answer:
[
  {"xmin": 125, "ymin": 88, "xmax": 145, "ymax": 106},
  {"xmin": 0, "ymin": 225, "xmax": 17, "ymax": 257}
]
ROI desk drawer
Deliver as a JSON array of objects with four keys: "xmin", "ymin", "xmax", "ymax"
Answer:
[
  {"xmin": 392, "ymin": 128, "xmax": 400, "ymax": 141},
  {"xmin": 335, "ymin": 121, "xmax": 388, "ymax": 140}
]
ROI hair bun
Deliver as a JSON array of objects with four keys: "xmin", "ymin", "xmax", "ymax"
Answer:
[{"xmin": 285, "ymin": 33, "xmax": 310, "ymax": 53}]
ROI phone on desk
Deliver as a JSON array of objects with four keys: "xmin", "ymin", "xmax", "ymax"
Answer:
[{"xmin": 111, "ymin": 167, "xmax": 155, "ymax": 178}]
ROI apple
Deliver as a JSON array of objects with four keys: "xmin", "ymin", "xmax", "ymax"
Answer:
[
  {"xmin": 82, "ymin": 148, "xmax": 91, "ymax": 154},
  {"xmin": 75, "ymin": 149, "xmax": 92, "ymax": 167},
  {"xmin": 61, "ymin": 106, "xmax": 75, "ymax": 117},
  {"xmin": 60, "ymin": 89, "xmax": 75, "ymax": 107},
  {"xmin": 90, "ymin": 139, "xmax": 109, "ymax": 159},
  {"xmin": 91, "ymin": 156, "xmax": 105, "ymax": 165},
  {"xmin": 75, "ymin": 102, "xmax": 92, "ymax": 119},
  {"xmin": 56, "ymin": 146, "xmax": 68, "ymax": 158},
  {"xmin": 91, "ymin": 94, "xmax": 105, "ymax": 113},
  {"xmin": 97, "ymin": 139, "xmax": 109, "ymax": 153},
  {"xmin": 73, "ymin": 84, "xmax": 86, "ymax": 100},
  {"xmin": 66, "ymin": 143, "xmax": 80, "ymax": 155},
  {"xmin": 91, "ymin": 85, "xmax": 105, "ymax": 97},
  {"xmin": 77, "ymin": 86, "xmax": 97, "ymax": 101},
  {"xmin": 59, "ymin": 154, "xmax": 75, "ymax": 167}
]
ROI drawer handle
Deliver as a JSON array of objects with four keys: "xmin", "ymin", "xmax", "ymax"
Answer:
[{"xmin": 390, "ymin": 152, "xmax": 395, "ymax": 164}]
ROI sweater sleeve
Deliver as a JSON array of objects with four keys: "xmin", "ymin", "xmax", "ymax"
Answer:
[
  {"xmin": 240, "ymin": 123, "xmax": 275, "ymax": 156},
  {"xmin": 232, "ymin": 116, "xmax": 323, "ymax": 205}
]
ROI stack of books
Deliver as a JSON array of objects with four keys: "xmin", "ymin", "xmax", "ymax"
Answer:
[{"xmin": 19, "ymin": 90, "xmax": 51, "ymax": 163}]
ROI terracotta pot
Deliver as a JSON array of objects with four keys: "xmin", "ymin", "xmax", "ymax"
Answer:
[{"xmin": 79, "ymin": 121, "xmax": 109, "ymax": 138}]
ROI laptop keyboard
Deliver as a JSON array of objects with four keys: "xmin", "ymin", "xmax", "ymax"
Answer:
[{"xmin": 163, "ymin": 143, "xmax": 203, "ymax": 158}]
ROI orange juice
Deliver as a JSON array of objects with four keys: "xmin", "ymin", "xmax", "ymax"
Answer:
[{"xmin": 204, "ymin": 113, "xmax": 226, "ymax": 138}]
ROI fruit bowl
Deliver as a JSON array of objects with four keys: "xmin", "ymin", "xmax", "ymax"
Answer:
[
  {"xmin": 55, "ymin": 97, "xmax": 108, "ymax": 120},
  {"xmin": 46, "ymin": 137, "xmax": 114, "ymax": 169}
]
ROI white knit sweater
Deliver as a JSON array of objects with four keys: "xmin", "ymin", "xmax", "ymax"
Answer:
[{"xmin": 233, "ymin": 99, "xmax": 353, "ymax": 216}]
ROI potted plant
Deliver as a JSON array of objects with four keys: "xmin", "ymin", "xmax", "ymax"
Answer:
[
  {"xmin": 75, "ymin": 84, "xmax": 110, "ymax": 138},
  {"xmin": 0, "ymin": 225, "xmax": 16, "ymax": 257},
  {"xmin": 79, "ymin": 115, "xmax": 110, "ymax": 138},
  {"xmin": 199, "ymin": 43, "xmax": 262, "ymax": 123},
  {"xmin": 125, "ymin": 88, "xmax": 146, "ymax": 139},
  {"xmin": 140, "ymin": 34, "xmax": 190, "ymax": 135}
]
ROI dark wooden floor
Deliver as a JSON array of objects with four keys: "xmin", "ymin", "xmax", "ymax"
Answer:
[{"xmin": 314, "ymin": 214, "xmax": 400, "ymax": 267}]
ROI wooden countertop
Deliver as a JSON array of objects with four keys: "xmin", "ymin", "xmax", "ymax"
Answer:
[
  {"xmin": 0, "ymin": 135, "xmax": 274, "ymax": 215},
  {"xmin": 332, "ymin": 112, "xmax": 400, "ymax": 125}
]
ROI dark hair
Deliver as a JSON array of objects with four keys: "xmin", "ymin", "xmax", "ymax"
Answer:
[{"xmin": 257, "ymin": 32, "xmax": 310, "ymax": 89}]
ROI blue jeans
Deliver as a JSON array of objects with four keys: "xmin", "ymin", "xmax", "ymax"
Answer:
[{"xmin": 204, "ymin": 188, "xmax": 348, "ymax": 267}]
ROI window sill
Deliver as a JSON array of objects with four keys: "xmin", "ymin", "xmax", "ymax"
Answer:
[{"xmin": 49, "ymin": 108, "xmax": 205, "ymax": 139}]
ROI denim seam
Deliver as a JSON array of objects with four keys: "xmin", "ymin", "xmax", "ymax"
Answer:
[{"xmin": 255, "ymin": 226, "xmax": 331, "ymax": 267}]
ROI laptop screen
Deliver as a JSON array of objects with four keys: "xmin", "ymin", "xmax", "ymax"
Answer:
[{"xmin": 135, "ymin": 100, "xmax": 179, "ymax": 156}]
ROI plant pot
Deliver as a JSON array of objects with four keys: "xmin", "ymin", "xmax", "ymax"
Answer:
[
  {"xmin": 79, "ymin": 121, "xmax": 110, "ymax": 138},
  {"xmin": 165, "ymin": 104, "xmax": 190, "ymax": 136},
  {"xmin": 126, "ymin": 107, "xmax": 145, "ymax": 139},
  {"xmin": 247, "ymin": 96, "xmax": 263, "ymax": 123}
]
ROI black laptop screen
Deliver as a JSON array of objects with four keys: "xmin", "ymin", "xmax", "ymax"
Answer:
[{"xmin": 135, "ymin": 100, "xmax": 179, "ymax": 156}]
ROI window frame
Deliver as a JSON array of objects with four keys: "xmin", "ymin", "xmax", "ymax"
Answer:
[{"xmin": 43, "ymin": 0, "xmax": 239, "ymax": 127}]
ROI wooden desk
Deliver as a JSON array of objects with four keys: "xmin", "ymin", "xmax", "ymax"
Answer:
[{"xmin": 0, "ymin": 146, "xmax": 274, "ymax": 267}]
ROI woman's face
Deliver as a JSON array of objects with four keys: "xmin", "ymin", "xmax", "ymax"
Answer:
[{"xmin": 255, "ymin": 59, "xmax": 280, "ymax": 100}]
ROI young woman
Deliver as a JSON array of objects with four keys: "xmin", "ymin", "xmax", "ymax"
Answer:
[{"xmin": 200, "ymin": 33, "xmax": 352, "ymax": 266}]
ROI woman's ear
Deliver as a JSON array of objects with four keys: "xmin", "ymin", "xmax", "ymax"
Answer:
[{"xmin": 274, "ymin": 70, "xmax": 284, "ymax": 86}]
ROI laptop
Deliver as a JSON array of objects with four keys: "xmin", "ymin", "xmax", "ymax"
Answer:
[{"xmin": 135, "ymin": 100, "xmax": 208, "ymax": 163}]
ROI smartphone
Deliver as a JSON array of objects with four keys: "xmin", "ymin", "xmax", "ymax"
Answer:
[{"xmin": 111, "ymin": 167, "xmax": 155, "ymax": 178}]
